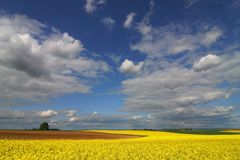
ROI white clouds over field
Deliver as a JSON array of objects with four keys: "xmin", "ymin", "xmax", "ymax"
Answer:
[{"xmin": 1, "ymin": 0, "xmax": 240, "ymax": 130}]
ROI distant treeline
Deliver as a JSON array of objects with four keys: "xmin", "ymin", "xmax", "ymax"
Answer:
[
  {"xmin": 31, "ymin": 128, "xmax": 60, "ymax": 131},
  {"xmin": 25, "ymin": 122, "xmax": 60, "ymax": 131}
]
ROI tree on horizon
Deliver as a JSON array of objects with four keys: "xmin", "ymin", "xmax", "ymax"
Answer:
[{"xmin": 39, "ymin": 122, "xmax": 49, "ymax": 130}]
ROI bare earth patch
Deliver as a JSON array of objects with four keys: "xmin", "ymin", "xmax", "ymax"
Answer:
[{"xmin": 0, "ymin": 130, "xmax": 138, "ymax": 140}]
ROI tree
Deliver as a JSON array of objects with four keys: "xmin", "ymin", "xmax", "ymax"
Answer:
[{"xmin": 39, "ymin": 122, "xmax": 49, "ymax": 130}]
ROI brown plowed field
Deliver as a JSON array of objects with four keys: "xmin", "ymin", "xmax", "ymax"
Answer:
[{"xmin": 0, "ymin": 130, "xmax": 138, "ymax": 140}]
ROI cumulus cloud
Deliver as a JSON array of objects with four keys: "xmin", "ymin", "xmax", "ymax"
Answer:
[
  {"xmin": 123, "ymin": 12, "xmax": 136, "ymax": 28},
  {"xmin": 92, "ymin": 111, "xmax": 98, "ymax": 116},
  {"xmin": 119, "ymin": 59, "xmax": 144, "ymax": 74},
  {"xmin": 0, "ymin": 14, "xmax": 110, "ymax": 103},
  {"xmin": 84, "ymin": 0, "xmax": 106, "ymax": 13},
  {"xmin": 65, "ymin": 110, "xmax": 79, "ymax": 122},
  {"xmin": 121, "ymin": 51, "xmax": 240, "ymax": 112},
  {"xmin": 122, "ymin": 48, "xmax": 240, "ymax": 127},
  {"xmin": 37, "ymin": 110, "xmax": 58, "ymax": 118},
  {"xmin": 42, "ymin": 33, "xmax": 85, "ymax": 59},
  {"xmin": 120, "ymin": 50, "xmax": 240, "ymax": 127},
  {"xmin": 122, "ymin": 67, "xmax": 227, "ymax": 111},
  {"xmin": 193, "ymin": 54, "xmax": 222, "ymax": 71},
  {"xmin": 67, "ymin": 110, "xmax": 77, "ymax": 117},
  {"xmin": 101, "ymin": 17, "xmax": 115, "ymax": 30},
  {"xmin": 69, "ymin": 116, "xmax": 80, "ymax": 122}
]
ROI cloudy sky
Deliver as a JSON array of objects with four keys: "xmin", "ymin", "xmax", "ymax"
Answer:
[{"xmin": 0, "ymin": 0, "xmax": 240, "ymax": 129}]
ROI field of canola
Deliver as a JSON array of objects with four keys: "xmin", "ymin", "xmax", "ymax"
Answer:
[{"xmin": 1, "ymin": 130, "xmax": 240, "ymax": 160}]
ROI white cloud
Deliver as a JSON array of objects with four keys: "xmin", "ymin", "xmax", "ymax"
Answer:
[
  {"xmin": 201, "ymin": 26, "xmax": 223, "ymax": 46},
  {"xmin": 121, "ymin": 53, "xmax": 238, "ymax": 112},
  {"xmin": 123, "ymin": 12, "xmax": 136, "ymax": 28},
  {"xmin": 131, "ymin": 24, "xmax": 223, "ymax": 57},
  {"xmin": 176, "ymin": 96, "xmax": 198, "ymax": 106},
  {"xmin": 101, "ymin": 17, "xmax": 115, "ymax": 30},
  {"xmin": 84, "ymin": 0, "xmax": 106, "ymax": 14},
  {"xmin": 0, "ymin": 110, "xmax": 25, "ymax": 119},
  {"xmin": 42, "ymin": 33, "xmax": 85, "ymax": 59},
  {"xmin": 119, "ymin": 1, "xmax": 240, "ymax": 128},
  {"xmin": 0, "ymin": 14, "xmax": 110, "ymax": 102},
  {"xmin": 120, "ymin": 49, "xmax": 240, "ymax": 128},
  {"xmin": 92, "ymin": 111, "xmax": 98, "ymax": 116},
  {"xmin": 151, "ymin": 105, "xmax": 235, "ymax": 128},
  {"xmin": 136, "ymin": 1, "xmax": 154, "ymax": 36},
  {"xmin": 131, "ymin": 2, "xmax": 222, "ymax": 57},
  {"xmin": 65, "ymin": 110, "xmax": 80, "ymax": 122},
  {"xmin": 209, "ymin": 53, "xmax": 240, "ymax": 82},
  {"xmin": 184, "ymin": 0, "xmax": 199, "ymax": 8},
  {"xmin": 119, "ymin": 59, "xmax": 144, "ymax": 74},
  {"xmin": 129, "ymin": 115, "xmax": 143, "ymax": 120},
  {"xmin": 37, "ymin": 110, "xmax": 58, "ymax": 118},
  {"xmin": 122, "ymin": 67, "xmax": 223, "ymax": 112},
  {"xmin": 67, "ymin": 110, "xmax": 77, "ymax": 117},
  {"xmin": 203, "ymin": 91, "xmax": 228, "ymax": 101},
  {"xmin": 68, "ymin": 116, "xmax": 80, "ymax": 122},
  {"xmin": 193, "ymin": 54, "xmax": 222, "ymax": 71}
]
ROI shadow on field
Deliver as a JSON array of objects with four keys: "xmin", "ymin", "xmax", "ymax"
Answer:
[{"xmin": 161, "ymin": 129, "xmax": 240, "ymax": 135}]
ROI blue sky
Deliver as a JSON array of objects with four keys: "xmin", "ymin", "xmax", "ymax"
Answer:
[{"xmin": 0, "ymin": 0, "xmax": 240, "ymax": 129}]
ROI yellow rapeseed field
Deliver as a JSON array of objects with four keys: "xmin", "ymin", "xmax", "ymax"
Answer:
[{"xmin": 1, "ymin": 130, "xmax": 240, "ymax": 160}]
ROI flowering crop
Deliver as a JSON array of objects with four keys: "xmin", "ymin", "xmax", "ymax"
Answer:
[{"xmin": 1, "ymin": 130, "xmax": 240, "ymax": 160}]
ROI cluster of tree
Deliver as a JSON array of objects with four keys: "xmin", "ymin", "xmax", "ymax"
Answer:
[
  {"xmin": 39, "ymin": 122, "xmax": 49, "ymax": 130},
  {"xmin": 31, "ymin": 122, "xmax": 59, "ymax": 131}
]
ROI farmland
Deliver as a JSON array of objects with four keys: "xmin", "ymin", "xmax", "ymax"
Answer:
[
  {"xmin": 1, "ymin": 130, "xmax": 240, "ymax": 160},
  {"xmin": 0, "ymin": 130, "xmax": 138, "ymax": 140}
]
